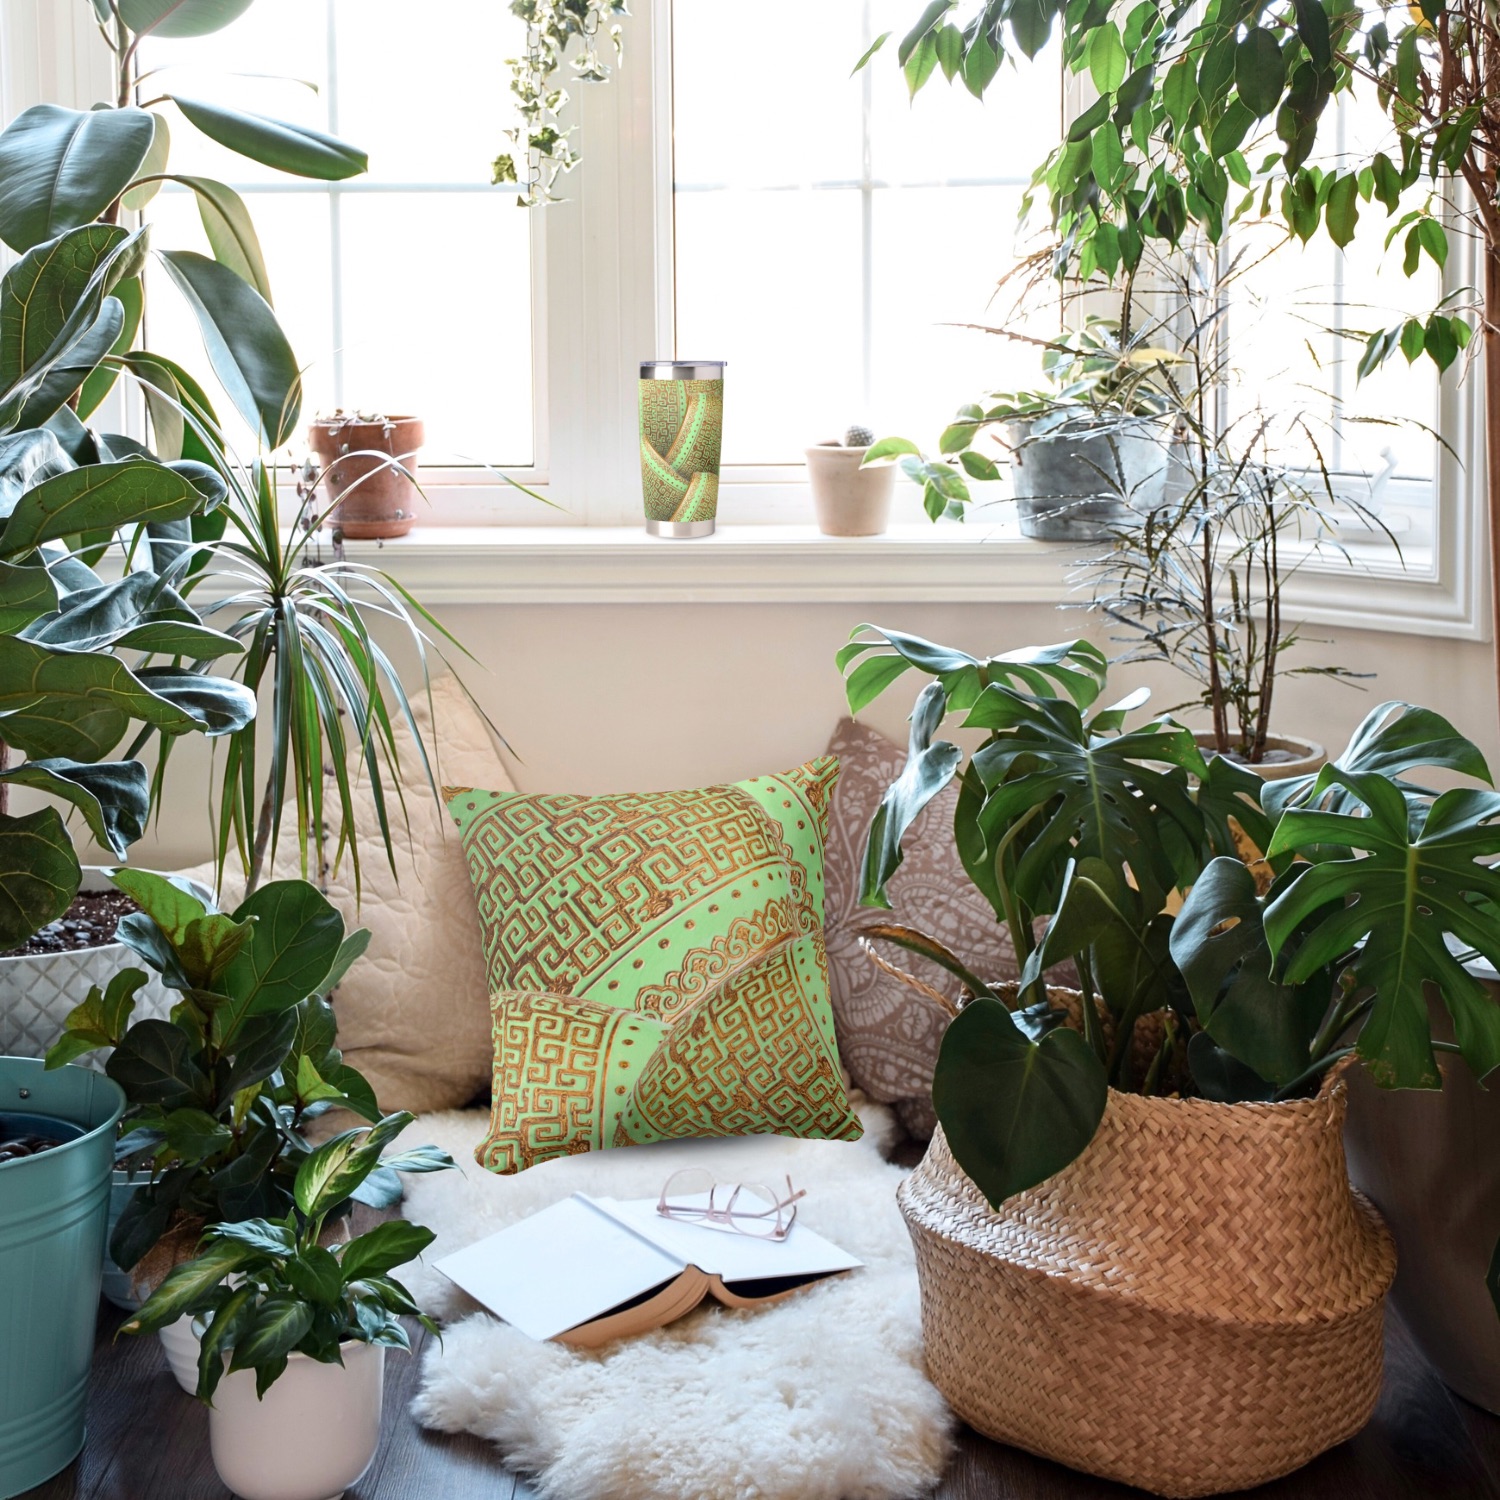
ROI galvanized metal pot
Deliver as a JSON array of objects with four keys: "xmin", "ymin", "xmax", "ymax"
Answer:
[
  {"xmin": 0, "ymin": 1058, "xmax": 125, "ymax": 1497},
  {"xmin": 1009, "ymin": 415, "xmax": 1169, "ymax": 540}
]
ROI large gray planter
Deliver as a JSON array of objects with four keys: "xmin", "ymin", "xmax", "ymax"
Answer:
[
  {"xmin": 0, "ymin": 869, "xmax": 174, "ymax": 1064},
  {"xmin": 1009, "ymin": 415, "xmax": 1169, "ymax": 540}
]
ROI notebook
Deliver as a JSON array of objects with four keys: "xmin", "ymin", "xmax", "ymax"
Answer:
[{"xmin": 434, "ymin": 1191, "xmax": 863, "ymax": 1348}]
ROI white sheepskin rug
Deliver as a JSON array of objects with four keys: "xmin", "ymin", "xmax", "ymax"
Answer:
[{"xmin": 396, "ymin": 1099, "xmax": 954, "ymax": 1500}]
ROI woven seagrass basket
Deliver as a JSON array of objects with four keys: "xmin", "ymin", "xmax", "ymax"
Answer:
[{"xmin": 899, "ymin": 1062, "xmax": 1397, "ymax": 1497}]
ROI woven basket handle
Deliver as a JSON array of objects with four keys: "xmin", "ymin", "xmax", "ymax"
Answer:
[{"xmin": 856, "ymin": 923, "xmax": 963, "ymax": 1021}]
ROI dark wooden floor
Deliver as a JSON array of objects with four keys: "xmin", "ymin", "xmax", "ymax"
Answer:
[{"xmin": 22, "ymin": 1298, "xmax": 1500, "ymax": 1499}]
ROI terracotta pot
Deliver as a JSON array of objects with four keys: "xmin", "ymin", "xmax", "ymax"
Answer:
[
  {"xmin": 805, "ymin": 444, "xmax": 895, "ymax": 537},
  {"xmin": 1193, "ymin": 731, "xmax": 1325, "ymax": 781},
  {"xmin": 1344, "ymin": 986, "xmax": 1500, "ymax": 1413},
  {"xmin": 308, "ymin": 414, "xmax": 424, "ymax": 540}
]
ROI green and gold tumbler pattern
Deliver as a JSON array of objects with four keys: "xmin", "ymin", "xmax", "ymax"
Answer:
[{"xmin": 640, "ymin": 359, "xmax": 725, "ymax": 537}]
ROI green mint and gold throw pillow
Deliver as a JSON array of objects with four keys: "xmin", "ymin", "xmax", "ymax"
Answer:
[{"xmin": 445, "ymin": 758, "xmax": 862, "ymax": 1173}]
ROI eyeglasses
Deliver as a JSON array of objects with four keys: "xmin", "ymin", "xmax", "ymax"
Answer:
[{"xmin": 655, "ymin": 1168, "xmax": 807, "ymax": 1241}]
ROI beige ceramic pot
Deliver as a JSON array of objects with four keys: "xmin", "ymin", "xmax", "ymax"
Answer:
[
  {"xmin": 805, "ymin": 443, "xmax": 895, "ymax": 536},
  {"xmin": 1193, "ymin": 731, "xmax": 1325, "ymax": 781},
  {"xmin": 308, "ymin": 414, "xmax": 424, "ymax": 539}
]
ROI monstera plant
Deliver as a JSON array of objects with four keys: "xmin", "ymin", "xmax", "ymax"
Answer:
[{"xmin": 846, "ymin": 625, "xmax": 1500, "ymax": 1210}]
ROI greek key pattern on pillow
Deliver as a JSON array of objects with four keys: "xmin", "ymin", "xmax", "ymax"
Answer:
[{"xmin": 449, "ymin": 758, "xmax": 860, "ymax": 1172}]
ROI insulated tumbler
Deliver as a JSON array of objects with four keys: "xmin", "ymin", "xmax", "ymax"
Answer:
[{"xmin": 639, "ymin": 360, "xmax": 725, "ymax": 537}]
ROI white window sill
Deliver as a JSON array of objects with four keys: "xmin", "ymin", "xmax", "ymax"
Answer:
[{"xmin": 332, "ymin": 522, "xmax": 1478, "ymax": 638}]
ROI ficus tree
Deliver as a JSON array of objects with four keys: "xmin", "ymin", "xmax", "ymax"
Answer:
[{"xmin": 870, "ymin": 0, "xmax": 1499, "ymax": 698}]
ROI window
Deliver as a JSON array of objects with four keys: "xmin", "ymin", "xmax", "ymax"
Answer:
[
  {"xmin": 671, "ymin": 1, "xmax": 1063, "ymax": 469},
  {"xmin": 137, "ymin": 0, "xmax": 535, "ymax": 470}
]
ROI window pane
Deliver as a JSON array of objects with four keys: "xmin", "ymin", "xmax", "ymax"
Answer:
[
  {"xmin": 672, "ymin": 0, "xmax": 1062, "ymax": 465},
  {"xmin": 139, "ymin": 0, "xmax": 533, "ymax": 467}
]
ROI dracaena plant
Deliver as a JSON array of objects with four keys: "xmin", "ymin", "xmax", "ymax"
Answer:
[
  {"xmin": 122, "ymin": 1111, "xmax": 455, "ymax": 1401},
  {"xmin": 44, "ymin": 867, "xmax": 390, "ymax": 1278}
]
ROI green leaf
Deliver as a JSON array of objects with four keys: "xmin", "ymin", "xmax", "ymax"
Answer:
[
  {"xmin": 285, "ymin": 1244, "xmax": 345, "ymax": 1305},
  {"xmin": 860, "ymin": 681, "xmax": 963, "ymax": 908},
  {"xmin": 1325, "ymin": 173, "xmax": 1359, "ymax": 248},
  {"xmin": 339, "ymin": 1220, "xmax": 435, "ymax": 1282},
  {"xmin": 212, "ymin": 1218, "xmax": 296, "ymax": 1256},
  {"xmin": 44, "ymin": 968, "xmax": 147, "ymax": 1067},
  {"xmin": 195, "ymin": 1283, "xmax": 256, "ymax": 1403},
  {"xmin": 905, "ymin": 32, "xmax": 940, "ymax": 95},
  {"xmin": 0, "ymin": 106, "xmax": 155, "ymax": 252},
  {"xmin": 0, "ymin": 806, "xmax": 80, "ymax": 949},
  {"xmin": 121, "ymin": 112, "xmax": 172, "ymax": 212},
  {"xmin": 158, "ymin": 250, "xmax": 302, "ymax": 448},
  {"xmin": 173, "ymin": 176, "xmax": 274, "ymax": 303},
  {"xmin": 0, "ymin": 636, "xmax": 250, "ymax": 760},
  {"xmin": 897, "ymin": 0, "xmax": 953, "ymax": 65},
  {"xmin": 1293, "ymin": 0, "xmax": 1332, "ymax": 68},
  {"xmin": 0, "ymin": 757, "xmax": 149, "ymax": 858},
  {"xmin": 1424, "ymin": 313, "xmax": 1460, "ymax": 372},
  {"xmin": 118, "ymin": 0, "xmax": 256, "ymax": 37},
  {"xmin": 21, "ymin": 570, "xmax": 240, "ymax": 659},
  {"xmin": 851, "ymin": 29, "xmax": 893, "ymax": 75},
  {"xmin": 1186, "ymin": 1030, "xmax": 1275, "ymax": 1103},
  {"xmin": 0, "ymin": 459, "xmax": 218, "ymax": 556},
  {"xmin": 1162, "ymin": 60, "xmax": 1197, "ymax": 131},
  {"xmin": 933, "ymin": 995, "xmax": 1108, "ymax": 1206},
  {"xmin": 935, "ymin": 23, "xmax": 965, "ymax": 80},
  {"xmin": 1088, "ymin": 23, "xmax": 1127, "ymax": 93},
  {"xmin": 228, "ymin": 1294, "xmax": 315, "ymax": 1393},
  {"xmin": 1266, "ymin": 776, "xmax": 1500, "ymax": 1088},
  {"xmin": 0, "ymin": 296, "xmax": 124, "ymax": 432},
  {"xmin": 161, "ymin": 1106, "xmax": 233, "ymax": 1163},
  {"xmin": 122, "ymin": 1237, "xmax": 258, "ymax": 1337},
  {"xmin": 107, "ymin": 1018, "xmax": 213, "ymax": 1107},
  {"xmin": 0, "ymin": 560, "xmax": 58, "ymax": 631},
  {"xmin": 1170, "ymin": 858, "xmax": 1327, "ymax": 1085},
  {"xmin": 1417, "ymin": 216, "xmax": 1449, "ymax": 268},
  {"xmin": 220, "ymin": 879, "xmax": 346, "ymax": 1026},
  {"xmin": 169, "ymin": 97, "xmax": 366, "ymax": 182},
  {"xmin": 1235, "ymin": 28, "xmax": 1285, "ymax": 116},
  {"xmin": 962, "ymin": 30, "xmax": 1001, "ymax": 96},
  {"xmin": 77, "ymin": 275, "xmax": 143, "ymax": 419},
  {"xmin": 862, "ymin": 436, "xmax": 921, "ymax": 462},
  {"xmin": 220, "ymin": 1007, "xmax": 298, "ymax": 1094}
]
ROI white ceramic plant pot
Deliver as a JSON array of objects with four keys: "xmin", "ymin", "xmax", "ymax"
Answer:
[
  {"xmin": 805, "ymin": 444, "xmax": 896, "ymax": 536},
  {"xmin": 208, "ymin": 1340, "xmax": 385, "ymax": 1500},
  {"xmin": 160, "ymin": 1313, "xmax": 202, "ymax": 1394},
  {"xmin": 1193, "ymin": 731, "xmax": 1326, "ymax": 782},
  {"xmin": 0, "ymin": 869, "xmax": 175, "ymax": 1061}
]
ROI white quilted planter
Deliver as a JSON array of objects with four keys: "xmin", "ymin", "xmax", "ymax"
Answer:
[{"xmin": 0, "ymin": 870, "xmax": 175, "ymax": 1063}]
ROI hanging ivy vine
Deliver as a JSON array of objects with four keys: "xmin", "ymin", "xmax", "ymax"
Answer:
[{"xmin": 492, "ymin": 0, "xmax": 629, "ymax": 207}]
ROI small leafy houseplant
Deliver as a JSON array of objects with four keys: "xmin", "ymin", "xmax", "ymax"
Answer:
[
  {"xmin": 868, "ymin": 317, "xmax": 1181, "ymax": 531},
  {"xmin": 844, "ymin": 624, "xmax": 1500, "ymax": 1209},
  {"xmin": 45, "ymin": 868, "xmax": 386, "ymax": 1281},
  {"xmin": 122, "ymin": 1111, "xmax": 453, "ymax": 1401}
]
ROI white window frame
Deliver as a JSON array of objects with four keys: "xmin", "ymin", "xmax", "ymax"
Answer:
[{"xmin": 1, "ymin": 0, "xmax": 1488, "ymax": 638}]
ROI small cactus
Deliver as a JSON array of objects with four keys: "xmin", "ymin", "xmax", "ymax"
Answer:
[{"xmin": 843, "ymin": 423, "xmax": 876, "ymax": 449}]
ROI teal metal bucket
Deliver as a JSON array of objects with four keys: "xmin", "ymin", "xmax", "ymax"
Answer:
[{"xmin": 0, "ymin": 1057, "xmax": 125, "ymax": 1498}]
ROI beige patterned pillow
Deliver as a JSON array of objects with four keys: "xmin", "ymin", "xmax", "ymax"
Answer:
[
  {"xmin": 178, "ymin": 674, "xmax": 509, "ymax": 1114},
  {"xmin": 823, "ymin": 717, "xmax": 1021, "ymax": 1136}
]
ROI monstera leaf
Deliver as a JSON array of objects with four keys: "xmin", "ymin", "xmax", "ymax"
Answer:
[
  {"xmin": 1171, "ymin": 856, "xmax": 1335, "ymax": 1088},
  {"xmin": 932, "ymin": 993, "xmax": 1108, "ymax": 1207},
  {"xmin": 1265, "ymin": 771, "xmax": 1500, "ymax": 1089},
  {"xmin": 839, "ymin": 626, "xmax": 1107, "ymax": 716},
  {"xmin": 1264, "ymin": 700, "xmax": 1491, "ymax": 820},
  {"xmin": 965, "ymin": 684, "xmax": 1212, "ymax": 912}
]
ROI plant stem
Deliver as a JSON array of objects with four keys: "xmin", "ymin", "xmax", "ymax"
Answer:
[
  {"xmin": 1486, "ymin": 240, "xmax": 1500, "ymax": 741},
  {"xmin": 245, "ymin": 773, "xmax": 277, "ymax": 897},
  {"xmin": 0, "ymin": 737, "xmax": 8, "ymax": 818}
]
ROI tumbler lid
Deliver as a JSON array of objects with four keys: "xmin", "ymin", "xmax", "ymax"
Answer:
[{"xmin": 640, "ymin": 360, "xmax": 726, "ymax": 380}]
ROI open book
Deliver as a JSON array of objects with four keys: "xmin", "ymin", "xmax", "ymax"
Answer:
[{"xmin": 434, "ymin": 1192, "xmax": 863, "ymax": 1348}]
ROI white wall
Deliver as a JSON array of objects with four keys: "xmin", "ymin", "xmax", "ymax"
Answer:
[{"xmin": 111, "ymin": 596, "xmax": 1497, "ymax": 875}]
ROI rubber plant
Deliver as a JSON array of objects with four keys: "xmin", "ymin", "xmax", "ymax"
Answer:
[
  {"xmin": 844, "ymin": 625, "xmax": 1500, "ymax": 1210},
  {"xmin": 44, "ymin": 867, "xmax": 395, "ymax": 1282},
  {"xmin": 869, "ymin": 0, "xmax": 1500, "ymax": 702},
  {"xmin": 122, "ymin": 1109, "xmax": 454, "ymax": 1399},
  {"xmin": 0, "ymin": 222, "xmax": 255, "ymax": 949}
]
